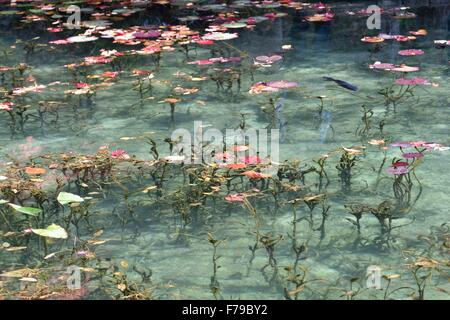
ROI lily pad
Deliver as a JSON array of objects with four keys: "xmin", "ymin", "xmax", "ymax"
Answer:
[
  {"xmin": 8, "ymin": 203, "xmax": 42, "ymax": 216},
  {"xmin": 66, "ymin": 35, "xmax": 99, "ymax": 43},
  {"xmin": 0, "ymin": 10, "xmax": 20, "ymax": 15},
  {"xmin": 31, "ymin": 224, "xmax": 68, "ymax": 239},
  {"xmin": 57, "ymin": 192, "xmax": 84, "ymax": 205},
  {"xmin": 28, "ymin": 9, "xmax": 44, "ymax": 14}
]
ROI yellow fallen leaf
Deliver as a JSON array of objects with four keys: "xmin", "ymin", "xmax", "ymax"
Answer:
[
  {"xmin": 19, "ymin": 277, "xmax": 37, "ymax": 282},
  {"xmin": 6, "ymin": 246, "xmax": 27, "ymax": 252},
  {"xmin": 0, "ymin": 268, "xmax": 36, "ymax": 278},
  {"xmin": 88, "ymin": 240, "xmax": 107, "ymax": 245},
  {"xmin": 93, "ymin": 230, "xmax": 104, "ymax": 238}
]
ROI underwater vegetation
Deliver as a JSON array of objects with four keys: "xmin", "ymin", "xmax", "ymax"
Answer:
[{"xmin": 0, "ymin": 0, "xmax": 449, "ymax": 300}]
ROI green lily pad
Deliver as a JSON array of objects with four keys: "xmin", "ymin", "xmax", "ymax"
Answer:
[
  {"xmin": 28, "ymin": 9, "xmax": 44, "ymax": 14},
  {"xmin": 57, "ymin": 192, "xmax": 84, "ymax": 205},
  {"xmin": 0, "ymin": 10, "xmax": 20, "ymax": 15},
  {"xmin": 31, "ymin": 224, "xmax": 68, "ymax": 239},
  {"xmin": 8, "ymin": 203, "xmax": 42, "ymax": 216}
]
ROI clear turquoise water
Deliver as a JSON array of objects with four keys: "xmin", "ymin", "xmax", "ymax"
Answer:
[{"xmin": 0, "ymin": 1, "xmax": 449, "ymax": 299}]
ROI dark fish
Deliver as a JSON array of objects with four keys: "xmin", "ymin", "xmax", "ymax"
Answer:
[{"xmin": 322, "ymin": 76, "xmax": 358, "ymax": 91}]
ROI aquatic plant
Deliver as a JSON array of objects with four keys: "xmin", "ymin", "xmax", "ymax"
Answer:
[
  {"xmin": 208, "ymin": 233, "xmax": 226, "ymax": 300},
  {"xmin": 378, "ymin": 84, "xmax": 416, "ymax": 111},
  {"xmin": 336, "ymin": 148, "xmax": 359, "ymax": 193},
  {"xmin": 132, "ymin": 69, "xmax": 154, "ymax": 106},
  {"xmin": 312, "ymin": 155, "xmax": 330, "ymax": 191},
  {"xmin": 355, "ymin": 105, "xmax": 373, "ymax": 139}
]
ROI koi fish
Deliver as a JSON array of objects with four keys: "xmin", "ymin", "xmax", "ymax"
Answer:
[{"xmin": 322, "ymin": 77, "xmax": 358, "ymax": 91}]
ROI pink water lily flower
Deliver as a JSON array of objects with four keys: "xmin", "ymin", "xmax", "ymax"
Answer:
[
  {"xmin": 84, "ymin": 56, "xmax": 113, "ymax": 65},
  {"xmin": 203, "ymin": 32, "xmax": 238, "ymax": 41},
  {"xmin": 398, "ymin": 49, "xmax": 424, "ymax": 56},
  {"xmin": 215, "ymin": 152, "xmax": 234, "ymax": 161},
  {"xmin": 221, "ymin": 57, "xmax": 242, "ymax": 63},
  {"xmin": 311, "ymin": 2, "xmax": 326, "ymax": 10},
  {"xmin": 133, "ymin": 30, "xmax": 161, "ymax": 39},
  {"xmin": 0, "ymin": 101, "xmax": 14, "ymax": 111},
  {"xmin": 391, "ymin": 65, "xmax": 420, "ymax": 72},
  {"xmin": 225, "ymin": 193, "xmax": 246, "ymax": 202},
  {"xmin": 76, "ymin": 250, "xmax": 89, "ymax": 257},
  {"xmin": 249, "ymin": 82, "xmax": 280, "ymax": 94},
  {"xmin": 387, "ymin": 166, "xmax": 409, "ymax": 175},
  {"xmin": 369, "ymin": 62, "xmax": 395, "ymax": 70},
  {"xmin": 240, "ymin": 155, "xmax": 261, "ymax": 165},
  {"xmin": 188, "ymin": 59, "xmax": 214, "ymax": 65},
  {"xmin": 402, "ymin": 152, "xmax": 424, "ymax": 159},
  {"xmin": 421, "ymin": 142, "xmax": 442, "ymax": 150},
  {"xmin": 111, "ymin": 149, "xmax": 130, "ymax": 160},
  {"xmin": 47, "ymin": 27, "xmax": 63, "ymax": 33},
  {"xmin": 394, "ymin": 35, "xmax": 416, "ymax": 42},
  {"xmin": 196, "ymin": 39, "xmax": 214, "ymax": 45},
  {"xmin": 305, "ymin": 13, "xmax": 334, "ymax": 22},
  {"xmin": 75, "ymin": 82, "xmax": 90, "ymax": 89},
  {"xmin": 392, "ymin": 161, "xmax": 409, "ymax": 167},
  {"xmin": 395, "ymin": 77, "xmax": 429, "ymax": 85},
  {"xmin": 409, "ymin": 141, "xmax": 427, "ymax": 147},
  {"xmin": 50, "ymin": 39, "xmax": 72, "ymax": 45},
  {"xmin": 266, "ymin": 80, "xmax": 298, "ymax": 89},
  {"xmin": 390, "ymin": 141, "xmax": 412, "ymax": 148},
  {"xmin": 102, "ymin": 71, "xmax": 119, "ymax": 78},
  {"xmin": 12, "ymin": 84, "xmax": 46, "ymax": 96},
  {"xmin": 255, "ymin": 55, "xmax": 283, "ymax": 64}
]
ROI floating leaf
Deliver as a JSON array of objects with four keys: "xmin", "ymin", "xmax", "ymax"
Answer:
[
  {"xmin": 223, "ymin": 22, "xmax": 247, "ymax": 29},
  {"xmin": 8, "ymin": 203, "xmax": 41, "ymax": 216},
  {"xmin": 87, "ymin": 240, "xmax": 107, "ymax": 245},
  {"xmin": 0, "ymin": 268, "xmax": 35, "ymax": 278},
  {"xmin": 25, "ymin": 167, "xmax": 46, "ymax": 175},
  {"xmin": 31, "ymin": 224, "xmax": 68, "ymax": 239},
  {"xmin": 57, "ymin": 192, "xmax": 84, "ymax": 205},
  {"xmin": 6, "ymin": 246, "xmax": 27, "ymax": 252},
  {"xmin": 19, "ymin": 277, "xmax": 37, "ymax": 282},
  {"xmin": 44, "ymin": 252, "xmax": 58, "ymax": 260},
  {"xmin": 0, "ymin": 10, "xmax": 20, "ymax": 15}
]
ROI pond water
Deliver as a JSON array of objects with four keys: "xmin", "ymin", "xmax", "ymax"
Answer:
[{"xmin": 0, "ymin": 1, "xmax": 449, "ymax": 300}]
